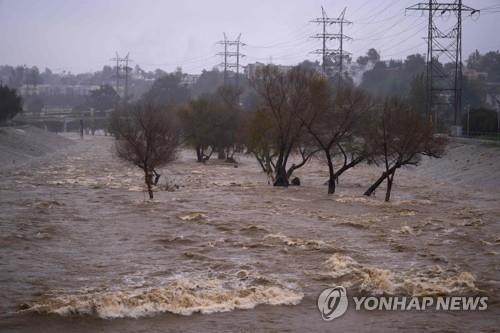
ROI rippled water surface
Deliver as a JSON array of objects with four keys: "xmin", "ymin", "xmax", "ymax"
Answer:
[{"xmin": 1, "ymin": 136, "xmax": 499, "ymax": 332}]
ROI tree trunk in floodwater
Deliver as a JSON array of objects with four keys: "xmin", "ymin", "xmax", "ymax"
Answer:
[
  {"xmin": 217, "ymin": 149, "xmax": 226, "ymax": 160},
  {"xmin": 255, "ymin": 154, "xmax": 267, "ymax": 173},
  {"xmin": 326, "ymin": 153, "xmax": 336, "ymax": 194},
  {"xmin": 145, "ymin": 170, "xmax": 154, "ymax": 199},
  {"xmin": 333, "ymin": 155, "xmax": 365, "ymax": 187},
  {"xmin": 195, "ymin": 146, "xmax": 203, "ymax": 163},
  {"xmin": 273, "ymin": 152, "xmax": 289, "ymax": 187},
  {"xmin": 364, "ymin": 165, "xmax": 398, "ymax": 197},
  {"xmin": 274, "ymin": 166, "xmax": 289, "ymax": 187},
  {"xmin": 364, "ymin": 173, "xmax": 387, "ymax": 196},
  {"xmin": 328, "ymin": 178, "xmax": 336, "ymax": 194},
  {"xmin": 385, "ymin": 170, "xmax": 396, "ymax": 202}
]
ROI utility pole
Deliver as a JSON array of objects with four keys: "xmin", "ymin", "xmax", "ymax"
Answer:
[
  {"xmin": 406, "ymin": 1, "xmax": 479, "ymax": 132},
  {"xmin": 217, "ymin": 33, "xmax": 245, "ymax": 87},
  {"xmin": 311, "ymin": 7, "xmax": 352, "ymax": 86}
]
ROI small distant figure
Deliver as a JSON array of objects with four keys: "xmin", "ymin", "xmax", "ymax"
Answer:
[{"xmin": 79, "ymin": 119, "xmax": 84, "ymax": 139}]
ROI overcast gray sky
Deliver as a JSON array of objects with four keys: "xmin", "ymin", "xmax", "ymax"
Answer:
[{"xmin": 1, "ymin": 0, "xmax": 499, "ymax": 74}]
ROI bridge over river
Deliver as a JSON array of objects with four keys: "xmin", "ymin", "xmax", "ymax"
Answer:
[{"xmin": 15, "ymin": 108, "xmax": 114, "ymax": 133}]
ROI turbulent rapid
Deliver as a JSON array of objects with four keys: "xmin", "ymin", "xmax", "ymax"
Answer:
[
  {"xmin": 322, "ymin": 253, "xmax": 479, "ymax": 296},
  {"xmin": 1, "ymin": 134, "xmax": 499, "ymax": 332},
  {"xmin": 23, "ymin": 276, "xmax": 303, "ymax": 319}
]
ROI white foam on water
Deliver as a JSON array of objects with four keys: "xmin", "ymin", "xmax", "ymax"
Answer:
[
  {"xmin": 324, "ymin": 254, "xmax": 480, "ymax": 296},
  {"xmin": 325, "ymin": 254, "xmax": 396, "ymax": 294},
  {"xmin": 263, "ymin": 233, "xmax": 329, "ymax": 250},
  {"xmin": 178, "ymin": 212, "xmax": 207, "ymax": 221},
  {"xmin": 23, "ymin": 277, "xmax": 303, "ymax": 319},
  {"xmin": 391, "ymin": 225, "xmax": 418, "ymax": 235}
]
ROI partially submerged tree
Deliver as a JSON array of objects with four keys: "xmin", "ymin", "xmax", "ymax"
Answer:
[
  {"xmin": 0, "ymin": 85, "xmax": 23, "ymax": 124},
  {"xmin": 178, "ymin": 86, "xmax": 243, "ymax": 163},
  {"xmin": 295, "ymin": 85, "xmax": 373, "ymax": 194},
  {"xmin": 251, "ymin": 65, "xmax": 323, "ymax": 186},
  {"xmin": 110, "ymin": 103, "xmax": 179, "ymax": 199},
  {"xmin": 211, "ymin": 85, "xmax": 244, "ymax": 161},
  {"xmin": 245, "ymin": 107, "xmax": 277, "ymax": 182},
  {"xmin": 364, "ymin": 97, "xmax": 447, "ymax": 201},
  {"xmin": 178, "ymin": 97, "xmax": 216, "ymax": 162}
]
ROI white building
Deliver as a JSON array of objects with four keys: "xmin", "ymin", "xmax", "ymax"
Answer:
[
  {"xmin": 180, "ymin": 74, "xmax": 200, "ymax": 87},
  {"xmin": 19, "ymin": 84, "xmax": 101, "ymax": 96}
]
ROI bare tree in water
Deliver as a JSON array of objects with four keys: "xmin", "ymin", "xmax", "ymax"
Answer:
[
  {"xmin": 364, "ymin": 96, "xmax": 447, "ymax": 201},
  {"xmin": 110, "ymin": 103, "xmax": 178, "ymax": 199},
  {"xmin": 251, "ymin": 65, "xmax": 323, "ymax": 186},
  {"xmin": 295, "ymin": 85, "xmax": 373, "ymax": 194}
]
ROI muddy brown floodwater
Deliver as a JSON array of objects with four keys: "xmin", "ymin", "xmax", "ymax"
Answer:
[{"xmin": 0, "ymin": 135, "xmax": 499, "ymax": 332}]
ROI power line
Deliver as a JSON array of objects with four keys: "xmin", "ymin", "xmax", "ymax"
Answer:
[
  {"xmin": 354, "ymin": 13, "xmax": 402, "ymax": 26},
  {"xmin": 137, "ymin": 53, "xmax": 218, "ymax": 68},
  {"xmin": 350, "ymin": 0, "xmax": 373, "ymax": 16},
  {"xmin": 354, "ymin": 0, "xmax": 402, "ymax": 23},
  {"xmin": 246, "ymin": 33, "xmax": 316, "ymax": 52},
  {"xmin": 353, "ymin": 16, "xmax": 426, "ymax": 43},
  {"xmin": 373, "ymin": 23, "xmax": 428, "ymax": 55},
  {"xmin": 245, "ymin": 23, "xmax": 317, "ymax": 49},
  {"xmin": 384, "ymin": 40, "xmax": 427, "ymax": 57},
  {"xmin": 349, "ymin": 1, "xmax": 426, "ymax": 55},
  {"xmin": 356, "ymin": 15, "xmax": 410, "ymax": 42},
  {"xmin": 246, "ymin": 41, "xmax": 316, "ymax": 62}
]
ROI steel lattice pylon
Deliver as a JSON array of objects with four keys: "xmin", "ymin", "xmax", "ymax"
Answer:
[
  {"xmin": 216, "ymin": 33, "xmax": 245, "ymax": 87},
  {"xmin": 310, "ymin": 7, "xmax": 352, "ymax": 86},
  {"xmin": 406, "ymin": 0, "xmax": 479, "ymax": 128}
]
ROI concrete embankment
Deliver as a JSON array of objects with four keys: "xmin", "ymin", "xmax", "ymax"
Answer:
[{"xmin": 0, "ymin": 126, "xmax": 74, "ymax": 169}]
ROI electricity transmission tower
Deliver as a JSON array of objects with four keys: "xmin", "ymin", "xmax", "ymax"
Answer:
[
  {"xmin": 111, "ymin": 52, "xmax": 122, "ymax": 97},
  {"xmin": 311, "ymin": 7, "xmax": 352, "ymax": 85},
  {"xmin": 406, "ymin": 0, "xmax": 479, "ymax": 129},
  {"xmin": 217, "ymin": 33, "xmax": 245, "ymax": 86},
  {"xmin": 123, "ymin": 53, "xmax": 133, "ymax": 101},
  {"xmin": 110, "ymin": 52, "xmax": 133, "ymax": 101}
]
